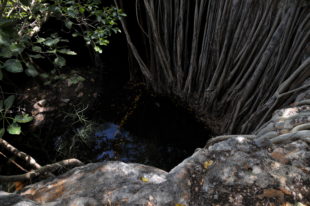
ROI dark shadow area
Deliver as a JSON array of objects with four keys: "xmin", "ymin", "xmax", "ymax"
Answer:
[{"xmin": 120, "ymin": 94, "xmax": 213, "ymax": 170}]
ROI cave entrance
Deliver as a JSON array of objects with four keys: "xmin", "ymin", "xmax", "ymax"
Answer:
[
  {"xmin": 93, "ymin": 94, "xmax": 214, "ymax": 171},
  {"xmin": 85, "ymin": 29, "xmax": 214, "ymax": 171}
]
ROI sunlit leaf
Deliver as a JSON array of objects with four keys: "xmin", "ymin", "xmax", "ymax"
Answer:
[
  {"xmin": 7, "ymin": 123, "xmax": 21, "ymax": 135},
  {"xmin": 94, "ymin": 45, "xmax": 102, "ymax": 53},
  {"xmin": 0, "ymin": 128, "xmax": 4, "ymax": 138},
  {"xmin": 58, "ymin": 49, "xmax": 77, "ymax": 55},
  {"xmin": 3, "ymin": 59, "xmax": 23, "ymax": 73},
  {"xmin": 65, "ymin": 20, "xmax": 73, "ymax": 29},
  {"xmin": 4, "ymin": 95, "xmax": 15, "ymax": 110},
  {"xmin": 43, "ymin": 38, "xmax": 60, "ymax": 46},
  {"xmin": 14, "ymin": 114, "xmax": 33, "ymax": 123},
  {"xmin": 46, "ymin": 49, "xmax": 57, "ymax": 54}
]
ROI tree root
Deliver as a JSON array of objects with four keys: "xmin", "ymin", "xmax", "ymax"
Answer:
[
  {"xmin": 204, "ymin": 135, "xmax": 256, "ymax": 148},
  {"xmin": 0, "ymin": 138, "xmax": 83, "ymax": 183},
  {"xmin": 0, "ymin": 159, "xmax": 83, "ymax": 183},
  {"xmin": 291, "ymin": 123, "xmax": 310, "ymax": 133},
  {"xmin": 0, "ymin": 138, "xmax": 42, "ymax": 170},
  {"xmin": 270, "ymin": 130, "xmax": 310, "ymax": 145}
]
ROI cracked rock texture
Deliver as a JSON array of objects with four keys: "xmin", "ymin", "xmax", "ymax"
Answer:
[{"xmin": 1, "ymin": 91, "xmax": 309, "ymax": 205}]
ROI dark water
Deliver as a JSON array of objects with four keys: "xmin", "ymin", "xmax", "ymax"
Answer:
[{"xmin": 90, "ymin": 95, "xmax": 213, "ymax": 171}]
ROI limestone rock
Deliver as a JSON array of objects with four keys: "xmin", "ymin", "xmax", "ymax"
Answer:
[
  {"xmin": 0, "ymin": 191, "xmax": 39, "ymax": 206},
  {"xmin": 9, "ymin": 134, "xmax": 309, "ymax": 206}
]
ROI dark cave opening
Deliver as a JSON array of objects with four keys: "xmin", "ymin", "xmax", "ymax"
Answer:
[{"xmin": 91, "ymin": 24, "xmax": 214, "ymax": 171}]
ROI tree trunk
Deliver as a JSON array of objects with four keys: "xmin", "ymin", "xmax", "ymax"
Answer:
[{"xmin": 115, "ymin": 0, "xmax": 310, "ymax": 135}]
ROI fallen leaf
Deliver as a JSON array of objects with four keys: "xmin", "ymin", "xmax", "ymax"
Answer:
[
  {"xmin": 141, "ymin": 177, "xmax": 149, "ymax": 182},
  {"xmin": 203, "ymin": 160, "xmax": 214, "ymax": 169}
]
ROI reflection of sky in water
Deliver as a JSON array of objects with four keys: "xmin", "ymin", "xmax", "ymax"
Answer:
[{"xmin": 95, "ymin": 122, "xmax": 145, "ymax": 162}]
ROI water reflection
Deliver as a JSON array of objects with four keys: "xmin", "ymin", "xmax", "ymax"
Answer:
[
  {"xmin": 94, "ymin": 122, "xmax": 146, "ymax": 162},
  {"xmin": 93, "ymin": 122, "xmax": 190, "ymax": 170}
]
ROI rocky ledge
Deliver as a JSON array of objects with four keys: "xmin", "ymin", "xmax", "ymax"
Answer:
[{"xmin": 1, "ymin": 90, "xmax": 309, "ymax": 206}]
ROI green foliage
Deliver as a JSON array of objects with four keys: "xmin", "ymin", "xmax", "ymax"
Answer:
[
  {"xmin": 3, "ymin": 59, "xmax": 23, "ymax": 73},
  {"xmin": 38, "ymin": 70, "xmax": 85, "ymax": 86},
  {"xmin": 0, "ymin": 0, "xmax": 125, "ymax": 139},
  {"xmin": 3, "ymin": 95, "xmax": 15, "ymax": 110},
  {"xmin": 0, "ymin": 0, "xmax": 125, "ymax": 79},
  {"xmin": 0, "ymin": 95, "xmax": 33, "ymax": 137},
  {"xmin": 7, "ymin": 123, "xmax": 21, "ymax": 135}
]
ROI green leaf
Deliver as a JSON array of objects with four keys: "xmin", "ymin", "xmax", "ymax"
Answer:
[
  {"xmin": 36, "ymin": 38, "xmax": 46, "ymax": 43},
  {"xmin": 0, "ymin": 48, "xmax": 13, "ymax": 58},
  {"xmin": 4, "ymin": 95, "xmax": 15, "ymax": 110},
  {"xmin": 10, "ymin": 43, "xmax": 24, "ymax": 55},
  {"xmin": 14, "ymin": 114, "xmax": 33, "ymax": 123},
  {"xmin": 94, "ymin": 45, "xmax": 102, "ymax": 53},
  {"xmin": 68, "ymin": 75, "xmax": 85, "ymax": 85},
  {"xmin": 0, "ymin": 128, "xmax": 4, "ymax": 138},
  {"xmin": 29, "ymin": 54, "xmax": 44, "ymax": 59},
  {"xmin": 32, "ymin": 46, "xmax": 42, "ymax": 52},
  {"xmin": 3, "ymin": 59, "xmax": 23, "ymax": 73},
  {"xmin": 65, "ymin": 20, "xmax": 73, "ymax": 29},
  {"xmin": 25, "ymin": 64, "xmax": 39, "ymax": 77},
  {"xmin": 7, "ymin": 123, "xmax": 21, "ymax": 135},
  {"xmin": 43, "ymin": 38, "xmax": 60, "ymax": 46},
  {"xmin": 46, "ymin": 49, "xmax": 57, "ymax": 54},
  {"xmin": 79, "ymin": 7, "xmax": 85, "ymax": 13},
  {"xmin": 39, "ymin": 73, "xmax": 49, "ymax": 79},
  {"xmin": 54, "ymin": 55, "xmax": 66, "ymax": 68},
  {"xmin": 58, "ymin": 49, "xmax": 77, "ymax": 55}
]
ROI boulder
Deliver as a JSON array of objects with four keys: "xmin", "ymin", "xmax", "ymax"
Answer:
[{"xmin": 0, "ymin": 191, "xmax": 39, "ymax": 206}]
